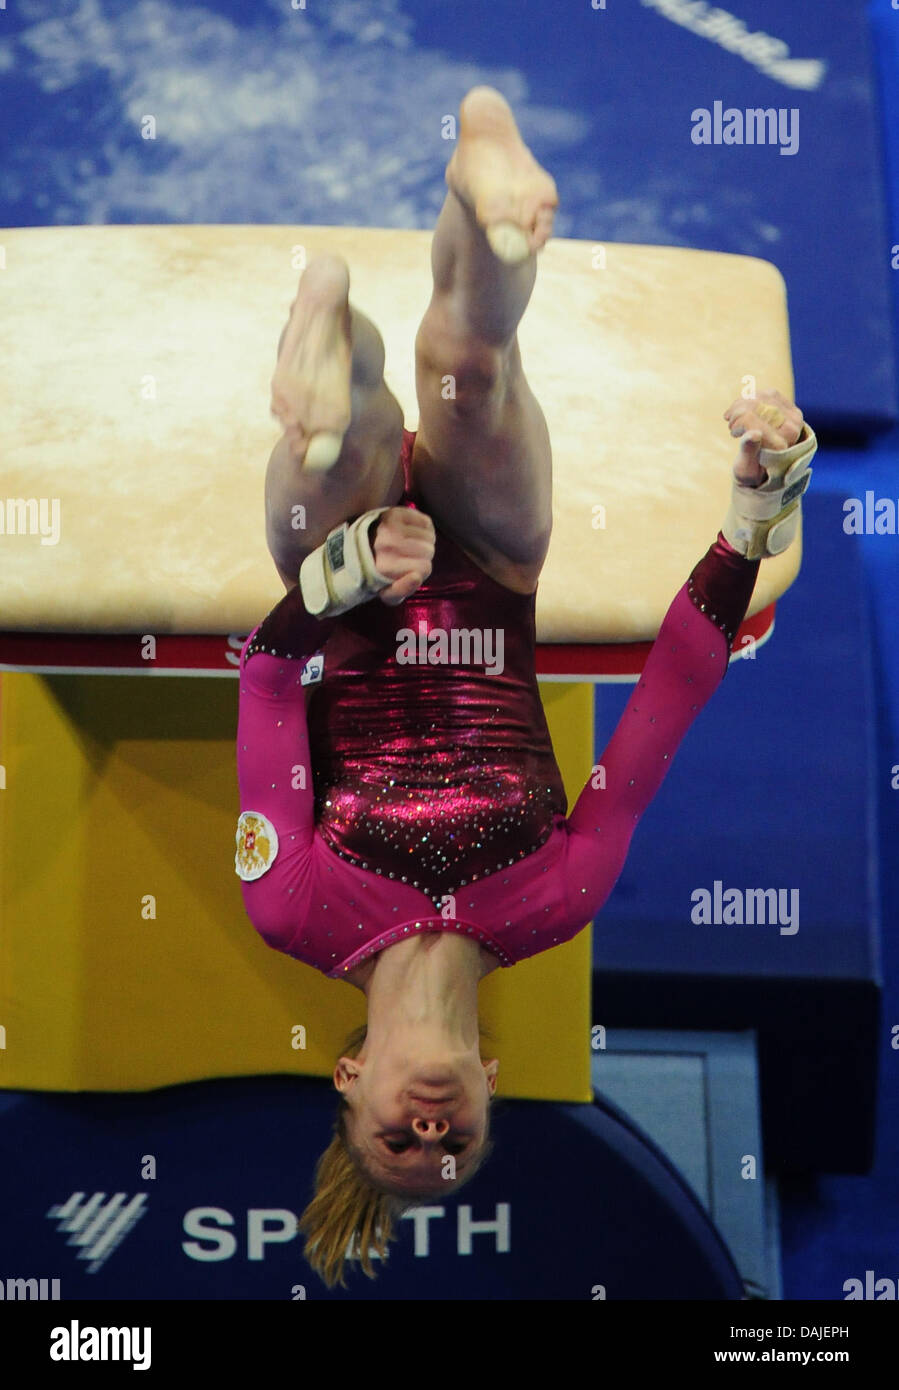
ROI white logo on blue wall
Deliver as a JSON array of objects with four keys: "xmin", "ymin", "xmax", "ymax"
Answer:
[
  {"xmin": 640, "ymin": 0, "xmax": 826, "ymax": 91},
  {"xmin": 46, "ymin": 1193, "xmax": 148, "ymax": 1273}
]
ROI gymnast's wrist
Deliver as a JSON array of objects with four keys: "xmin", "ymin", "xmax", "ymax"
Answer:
[
  {"xmin": 243, "ymin": 581, "xmax": 335, "ymax": 666},
  {"xmin": 715, "ymin": 531, "xmax": 750, "ymax": 561},
  {"xmin": 721, "ymin": 422, "xmax": 817, "ymax": 560},
  {"xmin": 300, "ymin": 508, "xmax": 392, "ymax": 618}
]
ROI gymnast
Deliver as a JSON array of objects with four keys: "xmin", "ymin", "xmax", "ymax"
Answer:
[{"xmin": 234, "ymin": 86, "xmax": 817, "ymax": 1288}]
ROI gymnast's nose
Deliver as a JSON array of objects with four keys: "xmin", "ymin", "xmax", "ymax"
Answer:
[{"xmin": 412, "ymin": 1115, "xmax": 449, "ymax": 1136}]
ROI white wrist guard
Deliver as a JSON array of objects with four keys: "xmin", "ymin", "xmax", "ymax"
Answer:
[
  {"xmin": 723, "ymin": 424, "xmax": 817, "ymax": 560},
  {"xmin": 300, "ymin": 508, "xmax": 393, "ymax": 618}
]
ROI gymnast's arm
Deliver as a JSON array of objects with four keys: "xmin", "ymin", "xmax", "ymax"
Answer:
[
  {"xmin": 237, "ymin": 498, "xmax": 413, "ymax": 838},
  {"xmin": 235, "ymin": 583, "xmax": 337, "ymax": 940},
  {"xmin": 235, "ymin": 505, "xmax": 434, "ymax": 945},
  {"xmin": 559, "ymin": 394, "xmax": 816, "ymax": 922},
  {"xmin": 560, "ymin": 532, "xmax": 760, "ymax": 922}
]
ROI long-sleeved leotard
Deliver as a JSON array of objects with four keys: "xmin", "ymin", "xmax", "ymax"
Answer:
[{"xmin": 235, "ymin": 430, "xmax": 760, "ymax": 978}]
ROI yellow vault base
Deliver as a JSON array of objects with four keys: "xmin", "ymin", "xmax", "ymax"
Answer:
[{"xmin": 0, "ymin": 672, "xmax": 592, "ymax": 1101}]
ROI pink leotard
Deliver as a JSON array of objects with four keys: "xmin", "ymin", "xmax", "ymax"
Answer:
[{"xmin": 236, "ymin": 429, "xmax": 759, "ymax": 979}]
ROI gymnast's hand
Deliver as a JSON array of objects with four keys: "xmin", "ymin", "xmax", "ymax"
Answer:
[
  {"xmin": 724, "ymin": 389, "xmax": 805, "ymax": 487},
  {"xmin": 371, "ymin": 506, "xmax": 436, "ymax": 606}
]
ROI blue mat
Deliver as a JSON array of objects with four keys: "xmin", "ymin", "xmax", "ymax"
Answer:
[{"xmin": 0, "ymin": 0, "xmax": 893, "ymax": 431}]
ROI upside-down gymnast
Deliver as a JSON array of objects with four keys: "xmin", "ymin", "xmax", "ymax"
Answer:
[{"xmin": 234, "ymin": 87, "xmax": 817, "ymax": 1288}]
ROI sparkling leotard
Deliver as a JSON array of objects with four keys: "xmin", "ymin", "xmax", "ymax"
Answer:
[
  {"xmin": 235, "ymin": 430, "xmax": 760, "ymax": 978},
  {"xmin": 305, "ymin": 430, "xmax": 566, "ymax": 908}
]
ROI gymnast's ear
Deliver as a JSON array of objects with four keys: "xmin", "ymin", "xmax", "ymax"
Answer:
[{"xmin": 333, "ymin": 1057, "xmax": 362, "ymax": 1093}]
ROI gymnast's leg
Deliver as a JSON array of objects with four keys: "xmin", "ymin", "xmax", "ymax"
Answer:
[
  {"xmin": 412, "ymin": 86, "xmax": 559, "ymax": 594},
  {"xmin": 265, "ymin": 255, "xmax": 405, "ymax": 590}
]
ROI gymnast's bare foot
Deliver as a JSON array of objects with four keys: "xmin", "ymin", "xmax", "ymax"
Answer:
[
  {"xmin": 445, "ymin": 86, "xmax": 559, "ymax": 264},
  {"xmin": 270, "ymin": 254, "xmax": 353, "ymax": 470}
]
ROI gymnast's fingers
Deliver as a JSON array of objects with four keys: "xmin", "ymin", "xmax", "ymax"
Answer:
[
  {"xmin": 373, "ymin": 508, "xmax": 435, "ymax": 562},
  {"xmin": 379, "ymin": 569, "xmax": 431, "ymax": 606},
  {"xmin": 724, "ymin": 392, "xmax": 803, "ymax": 448},
  {"xmin": 733, "ymin": 412, "xmax": 789, "ymax": 451},
  {"xmin": 726, "ymin": 401, "xmax": 786, "ymax": 451},
  {"xmin": 373, "ymin": 507, "xmax": 435, "ymax": 603},
  {"xmin": 395, "ymin": 507, "xmax": 436, "ymax": 540},
  {"xmin": 755, "ymin": 390, "xmax": 804, "ymax": 444},
  {"xmin": 732, "ymin": 430, "xmax": 766, "ymax": 487}
]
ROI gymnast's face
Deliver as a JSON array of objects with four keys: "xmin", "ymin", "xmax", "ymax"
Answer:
[{"xmin": 334, "ymin": 1052, "xmax": 499, "ymax": 1194}]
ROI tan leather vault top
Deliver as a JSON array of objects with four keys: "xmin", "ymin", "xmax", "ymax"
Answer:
[{"xmin": 0, "ymin": 225, "xmax": 800, "ymax": 640}]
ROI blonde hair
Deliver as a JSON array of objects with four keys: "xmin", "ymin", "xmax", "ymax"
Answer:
[{"xmin": 298, "ymin": 1022, "xmax": 497, "ymax": 1289}]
